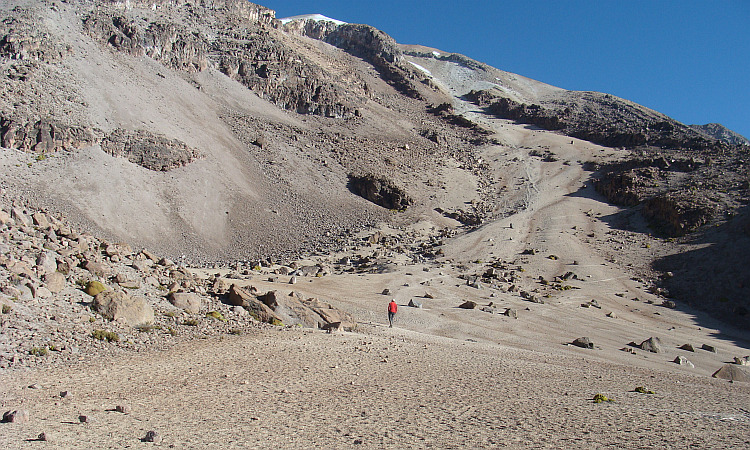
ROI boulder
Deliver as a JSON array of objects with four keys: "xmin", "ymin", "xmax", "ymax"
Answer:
[
  {"xmin": 712, "ymin": 364, "xmax": 750, "ymax": 382},
  {"xmin": 639, "ymin": 337, "xmax": 662, "ymax": 353},
  {"xmin": 503, "ymin": 308, "xmax": 518, "ymax": 319},
  {"xmin": 35, "ymin": 252, "xmax": 57, "ymax": 275},
  {"xmin": 701, "ymin": 344, "xmax": 718, "ymax": 353},
  {"xmin": 408, "ymin": 299, "xmax": 423, "ymax": 308},
  {"xmin": 44, "ymin": 272, "xmax": 66, "ymax": 294},
  {"xmin": 93, "ymin": 291, "xmax": 154, "ymax": 326},
  {"xmin": 32, "ymin": 212, "xmax": 49, "ymax": 228},
  {"xmin": 227, "ymin": 284, "xmax": 281, "ymax": 324},
  {"xmin": 572, "ymin": 337, "xmax": 594, "ymax": 349},
  {"xmin": 458, "ymin": 300, "xmax": 477, "ymax": 309},
  {"xmin": 679, "ymin": 343, "xmax": 695, "ymax": 352},
  {"xmin": 168, "ymin": 292, "xmax": 202, "ymax": 313},
  {"xmin": 10, "ymin": 208, "xmax": 30, "ymax": 226}
]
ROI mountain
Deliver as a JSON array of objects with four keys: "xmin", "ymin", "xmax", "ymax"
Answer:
[
  {"xmin": 690, "ymin": 123, "xmax": 750, "ymax": 146},
  {"xmin": 0, "ymin": 2, "xmax": 748, "ymax": 329}
]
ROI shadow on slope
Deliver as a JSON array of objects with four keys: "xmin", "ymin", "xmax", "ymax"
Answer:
[{"xmin": 653, "ymin": 206, "xmax": 750, "ymax": 334}]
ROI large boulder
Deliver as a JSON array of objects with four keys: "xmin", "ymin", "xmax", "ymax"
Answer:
[
  {"xmin": 93, "ymin": 291, "xmax": 154, "ymax": 326},
  {"xmin": 168, "ymin": 292, "xmax": 202, "ymax": 313},
  {"xmin": 227, "ymin": 284, "xmax": 282, "ymax": 324},
  {"xmin": 639, "ymin": 337, "xmax": 662, "ymax": 353},
  {"xmin": 712, "ymin": 364, "xmax": 750, "ymax": 382},
  {"xmin": 44, "ymin": 272, "xmax": 66, "ymax": 294}
]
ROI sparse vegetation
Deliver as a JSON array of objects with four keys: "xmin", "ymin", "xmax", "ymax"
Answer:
[
  {"xmin": 634, "ymin": 386, "xmax": 655, "ymax": 394},
  {"xmin": 206, "ymin": 311, "xmax": 227, "ymax": 321},
  {"xmin": 593, "ymin": 394, "xmax": 614, "ymax": 403},
  {"xmin": 29, "ymin": 347, "xmax": 48, "ymax": 356},
  {"xmin": 182, "ymin": 318, "xmax": 199, "ymax": 326},
  {"xmin": 229, "ymin": 328, "xmax": 243, "ymax": 335},
  {"xmin": 92, "ymin": 329, "xmax": 119, "ymax": 342},
  {"xmin": 136, "ymin": 324, "xmax": 154, "ymax": 332},
  {"xmin": 2, "ymin": 304, "xmax": 11, "ymax": 314}
]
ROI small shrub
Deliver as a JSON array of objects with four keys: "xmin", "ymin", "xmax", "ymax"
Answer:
[
  {"xmin": 166, "ymin": 327, "xmax": 177, "ymax": 336},
  {"xmin": 163, "ymin": 311, "xmax": 176, "ymax": 318},
  {"xmin": 634, "ymin": 386, "xmax": 655, "ymax": 394},
  {"xmin": 30, "ymin": 347, "xmax": 48, "ymax": 356},
  {"xmin": 270, "ymin": 318, "xmax": 283, "ymax": 327},
  {"xmin": 247, "ymin": 311, "xmax": 260, "ymax": 322},
  {"xmin": 136, "ymin": 324, "xmax": 154, "ymax": 333},
  {"xmin": 92, "ymin": 329, "xmax": 119, "ymax": 342},
  {"xmin": 229, "ymin": 328, "xmax": 243, "ymax": 335},
  {"xmin": 2, "ymin": 304, "xmax": 11, "ymax": 314},
  {"xmin": 88, "ymin": 316, "xmax": 96, "ymax": 323},
  {"xmin": 593, "ymin": 393, "xmax": 614, "ymax": 403},
  {"xmin": 547, "ymin": 255, "xmax": 558, "ymax": 260},
  {"xmin": 206, "ymin": 311, "xmax": 227, "ymax": 322},
  {"xmin": 182, "ymin": 318, "xmax": 198, "ymax": 326},
  {"xmin": 85, "ymin": 280, "xmax": 107, "ymax": 296}
]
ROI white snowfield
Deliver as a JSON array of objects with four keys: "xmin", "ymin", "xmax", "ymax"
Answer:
[{"xmin": 279, "ymin": 13, "xmax": 347, "ymax": 25}]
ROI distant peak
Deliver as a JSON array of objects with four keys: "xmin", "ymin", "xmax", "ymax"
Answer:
[{"xmin": 279, "ymin": 14, "xmax": 347, "ymax": 26}]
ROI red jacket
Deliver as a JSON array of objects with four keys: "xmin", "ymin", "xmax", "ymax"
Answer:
[{"xmin": 388, "ymin": 301, "xmax": 398, "ymax": 313}]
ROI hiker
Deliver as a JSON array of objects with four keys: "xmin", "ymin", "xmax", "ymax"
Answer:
[{"xmin": 388, "ymin": 299, "xmax": 398, "ymax": 327}]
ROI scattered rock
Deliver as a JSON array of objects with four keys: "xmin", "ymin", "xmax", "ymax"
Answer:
[
  {"xmin": 143, "ymin": 430, "xmax": 161, "ymax": 443},
  {"xmin": 679, "ymin": 343, "xmax": 695, "ymax": 352},
  {"xmin": 408, "ymin": 299, "xmax": 422, "ymax": 308},
  {"xmin": 606, "ymin": 311, "xmax": 617, "ymax": 318},
  {"xmin": 458, "ymin": 300, "xmax": 477, "ymax": 309},
  {"xmin": 572, "ymin": 337, "xmax": 594, "ymax": 349},
  {"xmin": 78, "ymin": 415, "xmax": 95, "ymax": 423},
  {"xmin": 115, "ymin": 405, "xmax": 130, "ymax": 414},
  {"xmin": 701, "ymin": 344, "xmax": 718, "ymax": 353},
  {"xmin": 734, "ymin": 356, "xmax": 750, "ymax": 366},
  {"xmin": 2, "ymin": 409, "xmax": 30, "ymax": 423},
  {"xmin": 639, "ymin": 337, "xmax": 662, "ymax": 353},
  {"xmin": 661, "ymin": 300, "xmax": 677, "ymax": 309},
  {"xmin": 673, "ymin": 356, "xmax": 694, "ymax": 367},
  {"xmin": 381, "ymin": 288, "xmax": 392, "ymax": 296},
  {"xmin": 37, "ymin": 432, "xmax": 51, "ymax": 442}
]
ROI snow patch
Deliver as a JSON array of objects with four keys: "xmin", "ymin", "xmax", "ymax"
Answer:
[
  {"xmin": 432, "ymin": 51, "xmax": 441, "ymax": 57},
  {"xmin": 408, "ymin": 61, "xmax": 432, "ymax": 76},
  {"xmin": 280, "ymin": 14, "xmax": 347, "ymax": 25}
]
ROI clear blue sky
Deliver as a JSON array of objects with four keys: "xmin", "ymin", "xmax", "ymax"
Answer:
[{"xmin": 261, "ymin": 1, "xmax": 749, "ymax": 140}]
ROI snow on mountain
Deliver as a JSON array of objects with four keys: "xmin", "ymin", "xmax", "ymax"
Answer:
[{"xmin": 279, "ymin": 14, "xmax": 347, "ymax": 25}]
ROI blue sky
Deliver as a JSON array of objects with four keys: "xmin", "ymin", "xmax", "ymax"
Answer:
[{"xmin": 261, "ymin": 1, "xmax": 749, "ymax": 140}]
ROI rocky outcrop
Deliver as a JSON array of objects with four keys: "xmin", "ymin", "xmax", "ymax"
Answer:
[
  {"xmin": 0, "ymin": 117, "xmax": 101, "ymax": 153},
  {"xmin": 100, "ymin": 128, "xmax": 201, "ymax": 171},
  {"xmin": 83, "ymin": 12, "xmax": 209, "ymax": 72},
  {"xmin": 466, "ymin": 89, "xmax": 718, "ymax": 152},
  {"xmin": 348, "ymin": 174, "xmax": 413, "ymax": 211}
]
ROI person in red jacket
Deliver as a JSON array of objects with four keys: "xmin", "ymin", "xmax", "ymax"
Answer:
[{"xmin": 388, "ymin": 299, "xmax": 398, "ymax": 328}]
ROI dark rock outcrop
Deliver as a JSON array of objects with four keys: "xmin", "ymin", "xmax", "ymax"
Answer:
[
  {"xmin": 100, "ymin": 129, "xmax": 201, "ymax": 171},
  {"xmin": 348, "ymin": 174, "xmax": 413, "ymax": 211}
]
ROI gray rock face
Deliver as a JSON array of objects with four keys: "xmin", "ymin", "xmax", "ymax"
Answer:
[
  {"xmin": 168, "ymin": 292, "xmax": 202, "ymax": 314},
  {"xmin": 640, "ymin": 337, "xmax": 662, "ymax": 353},
  {"xmin": 93, "ymin": 291, "xmax": 154, "ymax": 326}
]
